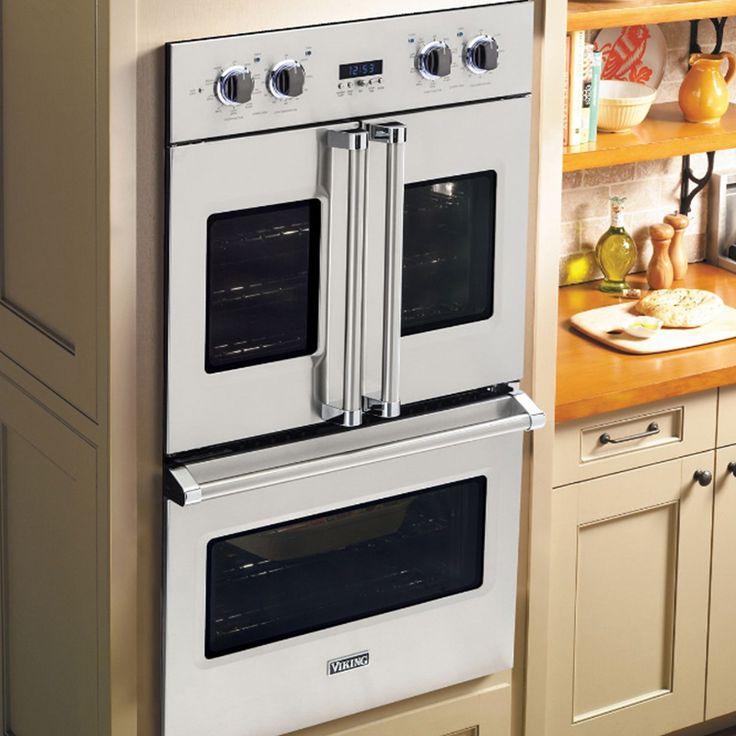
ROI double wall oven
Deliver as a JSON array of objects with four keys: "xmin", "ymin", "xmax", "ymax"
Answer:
[{"xmin": 164, "ymin": 4, "xmax": 542, "ymax": 735}]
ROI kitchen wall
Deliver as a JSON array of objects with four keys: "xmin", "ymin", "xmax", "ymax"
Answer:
[{"xmin": 560, "ymin": 19, "xmax": 736, "ymax": 286}]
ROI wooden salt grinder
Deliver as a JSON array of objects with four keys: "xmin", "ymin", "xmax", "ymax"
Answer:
[
  {"xmin": 647, "ymin": 223, "xmax": 675, "ymax": 290},
  {"xmin": 663, "ymin": 212, "xmax": 689, "ymax": 280}
]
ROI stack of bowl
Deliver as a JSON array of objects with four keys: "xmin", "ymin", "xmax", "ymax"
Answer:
[{"xmin": 597, "ymin": 80, "xmax": 657, "ymax": 133}]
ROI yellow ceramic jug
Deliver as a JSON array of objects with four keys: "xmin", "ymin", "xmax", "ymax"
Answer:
[{"xmin": 679, "ymin": 52, "xmax": 736, "ymax": 124}]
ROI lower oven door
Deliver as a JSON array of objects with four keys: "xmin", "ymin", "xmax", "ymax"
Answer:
[{"xmin": 163, "ymin": 392, "xmax": 540, "ymax": 736}]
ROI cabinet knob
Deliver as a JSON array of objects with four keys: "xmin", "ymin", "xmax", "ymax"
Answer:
[
  {"xmin": 694, "ymin": 469, "xmax": 713, "ymax": 487},
  {"xmin": 728, "ymin": 462, "xmax": 736, "ymax": 477}
]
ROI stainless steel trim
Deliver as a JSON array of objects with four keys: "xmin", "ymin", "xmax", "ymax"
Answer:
[
  {"xmin": 169, "ymin": 390, "xmax": 545, "ymax": 505},
  {"xmin": 364, "ymin": 122, "xmax": 407, "ymax": 419},
  {"xmin": 511, "ymin": 389, "xmax": 546, "ymax": 431},
  {"xmin": 168, "ymin": 465, "xmax": 202, "ymax": 505},
  {"xmin": 322, "ymin": 129, "xmax": 369, "ymax": 427}
]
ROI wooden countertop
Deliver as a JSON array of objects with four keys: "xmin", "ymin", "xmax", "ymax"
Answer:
[{"xmin": 556, "ymin": 263, "xmax": 736, "ymax": 423}]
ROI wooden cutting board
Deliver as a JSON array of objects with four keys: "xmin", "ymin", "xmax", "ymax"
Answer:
[{"xmin": 570, "ymin": 301, "xmax": 736, "ymax": 354}]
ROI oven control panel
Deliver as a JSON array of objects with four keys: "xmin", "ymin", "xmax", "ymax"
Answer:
[{"xmin": 167, "ymin": 2, "xmax": 532, "ymax": 144}]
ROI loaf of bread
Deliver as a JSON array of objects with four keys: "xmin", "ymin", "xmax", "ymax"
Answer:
[{"xmin": 635, "ymin": 288, "xmax": 723, "ymax": 328}]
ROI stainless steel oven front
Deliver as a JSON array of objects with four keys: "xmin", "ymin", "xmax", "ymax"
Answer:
[
  {"xmin": 166, "ymin": 2, "xmax": 534, "ymax": 455},
  {"xmin": 164, "ymin": 390, "xmax": 542, "ymax": 736}
]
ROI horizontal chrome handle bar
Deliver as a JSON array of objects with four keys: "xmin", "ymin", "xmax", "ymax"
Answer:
[{"xmin": 166, "ymin": 389, "xmax": 545, "ymax": 505}]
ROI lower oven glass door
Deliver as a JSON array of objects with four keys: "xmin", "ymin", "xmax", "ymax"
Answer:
[
  {"xmin": 206, "ymin": 475, "xmax": 486, "ymax": 658},
  {"xmin": 163, "ymin": 418, "xmax": 524, "ymax": 736}
]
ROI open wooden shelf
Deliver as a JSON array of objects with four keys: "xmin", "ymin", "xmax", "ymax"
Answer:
[
  {"xmin": 563, "ymin": 102, "xmax": 736, "ymax": 171},
  {"xmin": 568, "ymin": 0, "xmax": 735, "ymax": 32}
]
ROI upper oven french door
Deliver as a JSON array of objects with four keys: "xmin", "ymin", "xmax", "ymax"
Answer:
[
  {"xmin": 167, "ymin": 122, "xmax": 367, "ymax": 454},
  {"xmin": 362, "ymin": 96, "xmax": 531, "ymax": 409}
]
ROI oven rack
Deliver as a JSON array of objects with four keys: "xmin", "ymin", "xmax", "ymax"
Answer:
[
  {"xmin": 211, "ymin": 507, "xmax": 455, "ymax": 642},
  {"xmin": 211, "ymin": 333, "xmax": 305, "ymax": 363},
  {"xmin": 210, "ymin": 273, "xmax": 309, "ymax": 308}
]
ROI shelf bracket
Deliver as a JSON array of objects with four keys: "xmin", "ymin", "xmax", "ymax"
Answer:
[
  {"xmin": 679, "ymin": 151, "xmax": 715, "ymax": 216},
  {"xmin": 688, "ymin": 17, "xmax": 728, "ymax": 57}
]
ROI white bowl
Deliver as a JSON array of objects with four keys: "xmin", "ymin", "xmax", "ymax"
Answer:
[
  {"xmin": 624, "ymin": 315, "xmax": 663, "ymax": 338},
  {"xmin": 598, "ymin": 81, "xmax": 657, "ymax": 133}
]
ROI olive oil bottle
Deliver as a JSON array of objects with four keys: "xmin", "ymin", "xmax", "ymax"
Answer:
[{"xmin": 595, "ymin": 196, "xmax": 637, "ymax": 293}]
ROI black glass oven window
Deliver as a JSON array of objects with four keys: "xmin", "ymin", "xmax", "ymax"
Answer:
[
  {"xmin": 205, "ymin": 200, "xmax": 320, "ymax": 373},
  {"xmin": 402, "ymin": 171, "xmax": 496, "ymax": 336},
  {"xmin": 205, "ymin": 476, "xmax": 486, "ymax": 658}
]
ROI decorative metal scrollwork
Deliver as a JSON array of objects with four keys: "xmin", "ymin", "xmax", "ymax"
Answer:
[
  {"xmin": 688, "ymin": 17, "xmax": 728, "ymax": 57},
  {"xmin": 680, "ymin": 151, "xmax": 716, "ymax": 216}
]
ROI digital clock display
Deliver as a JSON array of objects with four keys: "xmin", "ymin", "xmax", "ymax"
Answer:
[{"xmin": 339, "ymin": 59, "xmax": 383, "ymax": 80}]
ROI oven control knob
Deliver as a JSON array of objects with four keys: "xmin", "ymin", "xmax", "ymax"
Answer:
[
  {"xmin": 215, "ymin": 65, "xmax": 254, "ymax": 106},
  {"xmin": 416, "ymin": 41, "xmax": 453, "ymax": 80},
  {"xmin": 465, "ymin": 35, "xmax": 499, "ymax": 74},
  {"xmin": 268, "ymin": 59, "xmax": 306, "ymax": 99}
]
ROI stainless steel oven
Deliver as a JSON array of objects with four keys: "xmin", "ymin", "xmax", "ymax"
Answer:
[
  {"xmin": 163, "ymin": 6, "xmax": 542, "ymax": 735},
  {"xmin": 165, "ymin": 1, "xmax": 534, "ymax": 454},
  {"xmin": 164, "ymin": 389, "xmax": 543, "ymax": 736}
]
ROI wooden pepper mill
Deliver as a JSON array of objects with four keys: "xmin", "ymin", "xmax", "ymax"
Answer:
[
  {"xmin": 663, "ymin": 212, "xmax": 689, "ymax": 280},
  {"xmin": 647, "ymin": 223, "xmax": 675, "ymax": 290}
]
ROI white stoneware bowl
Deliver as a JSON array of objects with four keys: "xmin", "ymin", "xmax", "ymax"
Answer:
[
  {"xmin": 598, "ymin": 80, "xmax": 657, "ymax": 133},
  {"xmin": 624, "ymin": 315, "xmax": 663, "ymax": 338}
]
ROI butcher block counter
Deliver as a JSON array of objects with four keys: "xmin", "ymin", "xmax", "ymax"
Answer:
[{"xmin": 556, "ymin": 262, "xmax": 736, "ymax": 423}]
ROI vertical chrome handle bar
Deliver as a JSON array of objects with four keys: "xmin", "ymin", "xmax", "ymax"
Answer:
[
  {"xmin": 322, "ymin": 128, "xmax": 368, "ymax": 427},
  {"xmin": 364, "ymin": 122, "xmax": 407, "ymax": 419}
]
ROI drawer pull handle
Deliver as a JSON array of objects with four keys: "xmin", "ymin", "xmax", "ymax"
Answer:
[
  {"xmin": 694, "ymin": 470, "xmax": 713, "ymax": 487},
  {"xmin": 727, "ymin": 462, "xmax": 736, "ymax": 478},
  {"xmin": 599, "ymin": 422, "xmax": 660, "ymax": 445}
]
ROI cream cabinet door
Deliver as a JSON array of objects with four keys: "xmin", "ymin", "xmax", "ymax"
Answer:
[
  {"xmin": 546, "ymin": 453, "xmax": 713, "ymax": 736},
  {"xmin": 0, "ymin": 372, "xmax": 99, "ymax": 736},
  {"xmin": 0, "ymin": 0, "xmax": 99, "ymax": 417},
  {"xmin": 706, "ymin": 446, "xmax": 736, "ymax": 720}
]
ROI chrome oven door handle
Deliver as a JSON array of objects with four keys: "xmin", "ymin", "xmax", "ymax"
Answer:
[
  {"xmin": 322, "ymin": 128, "xmax": 369, "ymax": 427},
  {"xmin": 363, "ymin": 122, "xmax": 407, "ymax": 419}
]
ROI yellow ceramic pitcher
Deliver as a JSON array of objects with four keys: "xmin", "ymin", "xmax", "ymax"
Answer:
[{"xmin": 679, "ymin": 51, "xmax": 736, "ymax": 124}]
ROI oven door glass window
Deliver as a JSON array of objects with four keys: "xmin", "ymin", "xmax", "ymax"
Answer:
[
  {"xmin": 402, "ymin": 171, "xmax": 496, "ymax": 336},
  {"xmin": 205, "ymin": 199, "xmax": 321, "ymax": 373},
  {"xmin": 205, "ymin": 476, "xmax": 486, "ymax": 658}
]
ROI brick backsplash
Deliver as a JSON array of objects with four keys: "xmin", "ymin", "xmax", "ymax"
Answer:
[{"xmin": 559, "ymin": 19, "xmax": 736, "ymax": 286}]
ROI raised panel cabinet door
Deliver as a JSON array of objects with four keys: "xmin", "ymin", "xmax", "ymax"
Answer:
[
  {"xmin": 706, "ymin": 446, "xmax": 736, "ymax": 720},
  {"xmin": 0, "ymin": 0, "xmax": 99, "ymax": 417},
  {"xmin": 0, "ymin": 373, "xmax": 99, "ymax": 736},
  {"xmin": 546, "ymin": 453, "xmax": 713, "ymax": 736}
]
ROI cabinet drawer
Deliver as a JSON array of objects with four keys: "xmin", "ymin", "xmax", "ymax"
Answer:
[
  {"xmin": 717, "ymin": 386, "xmax": 736, "ymax": 448},
  {"xmin": 287, "ymin": 675, "xmax": 510, "ymax": 736},
  {"xmin": 554, "ymin": 390, "xmax": 717, "ymax": 487}
]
